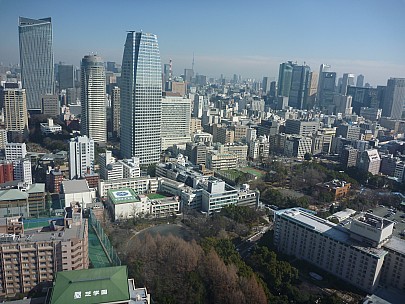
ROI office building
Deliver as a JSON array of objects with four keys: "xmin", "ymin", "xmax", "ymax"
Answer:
[
  {"xmin": 5, "ymin": 143, "xmax": 27, "ymax": 161},
  {"xmin": 41, "ymin": 94, "xmax": 59, "ymax": 116},
  {"xmin": 341, "ymin": 146, "xmax": 359, "ymax": 168},
  {"xmin": 185, "ymin": 142, "xmax": 207, "ymax": 166},
  {"xmin": 382, "ymin": 78, "xmax": 405, "ymax": 119},
  {"xmin": 119, "ymin": 157, "xmax": 141, "ymax": 179},
  {"xmin": 161, "ymin": 92, "xmax": 191, "ymax": 150},
  {"xmin": 335, "ymin": 124, "xmax": 360, "ymax": 140},
  {"xmin": 200, "ymin": 177, "xmax": 238, "ymax": 214},
  {"xmin": 277, "ymin": 61, "xmax": 295, "ymax": 97},
  {"xmin": 356, "ymin": 74, "xmax": 364, "ymax": 88},
  {"xmin": 69, "ymin": 136, "xmax": 95, "ymax": 179},
  {"xmin": 318, "ymin": 72, "xmax": 336, "ymax": 109},
  {"xmin": 58, "ymin": 64, "xmax": 75, "ymax": 91},
  {"xmin": 333, "ymin": 94, "xmax": 352, "ymax": 115},
  {"xmin": 340, "ymin": 73, "xmax": 355, "ymax": 95},
  {"xmin": 18, "ymin": 17, "xmax": 55, "ymax": 112},
  {"xmin": 262, "ymin": 76, "xmax": 271, "ymax": 94},
  {"xmin": 120, "ymin": 32, "xmax": 162, "ymax": 164},
  {"xmin": 13, "ymin": 158, "xmax": 32, "ymax": 185},
  {"xmin": 2, "ymin": 83, "xmax": 29, "ymax": 139},
  {"xmin": 111, "ymin": 86, "xmax": 120, "ymax": 139},
  {"xmin": 283, "ymin": 135, "xmax": 312, "ymax": 158},
  {"xmin": 0, "ymin": 203, "xmax": 88, "ymax": 296},
  {"xmin": 206, "ymin": 151, "xmax": 238, "ymax": 170},
  {"xmin": 98, "ymin": 176, "xmax": 159, "ymax": 198},
  {"xmin": 285, "ymin": 119, "xmax": 319, "ymax": 137},
  {"xmin": 249, "ymin": 136, "xmax": 270, "ymax": 160},
  {"xmin": 81, "ymin": 55, "xmax": 107, "ymax": 144},
  {"xmin": 40, "ymin": 118, "xmax": 62, "ymax": 135},
  {"xmin": 346, "ymin": 86, "xmax": 379, "ymax": 115},
  {"xmin": 288, "ymin": 65, "xmax": 311, "ymax": 109},
  {"xmin": 183, "ymin": 68, "xmax": 194, "ymax": 83},
  {"xmin": 357, "ymin": 149, "xmax": 381, "ymax": 175}
]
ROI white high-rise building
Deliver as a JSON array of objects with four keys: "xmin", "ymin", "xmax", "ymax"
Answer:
[
  {"xmin": 69, "ymin": 135, "xmax": 95, "ymax": 179},
  {"xmin": 120, "ymin": 31, "xmax": 162, "ymax": 164},
  {"xmin": 13, "ymin": 158, "xmax": 32, "ymax": 185},
  {"xmin": 5, "ymin": 143, "xmax": 27, "ymax": 161},
  {"xmin": 161, "ymin": 92, "xmax": 191, "ymax": 150},
  {"xmin": 80, "ymin": 55, "xmax": 106, "ymax": 144}
]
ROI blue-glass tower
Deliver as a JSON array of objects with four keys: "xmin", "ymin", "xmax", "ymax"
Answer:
[
  {"xmin": 120, "ymin": 32, "xmax": 162, "ymax": 164},
  {"xmin": 18, "ymin": 17, "xmax": 55, "ymax": 112}
]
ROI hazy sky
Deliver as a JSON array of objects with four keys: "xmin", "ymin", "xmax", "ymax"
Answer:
[{"xmin": 1, "ymin": 0, "xmax": 404, "ymax": 86}]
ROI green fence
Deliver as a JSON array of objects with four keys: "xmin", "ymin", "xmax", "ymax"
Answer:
[{"xmin": 89, "ymin": 209, "xmax": 121, "ymax": 267}]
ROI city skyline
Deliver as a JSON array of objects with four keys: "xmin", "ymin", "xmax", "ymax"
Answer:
[{"xmin": 0, "ymin": 0, "xmax": 404, "ymax": 86}]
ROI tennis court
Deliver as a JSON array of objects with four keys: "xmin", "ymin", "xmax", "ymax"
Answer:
[
  {"xmin": 23, "ymin": 217, "xmax": 62, "ymax": 230},
  {"xmin": 88, "ymin": 225, "xmax": 111, "ymax": 268}
]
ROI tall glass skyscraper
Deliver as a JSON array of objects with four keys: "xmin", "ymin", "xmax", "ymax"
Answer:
[
  {"xmin": 120, "ymin": 32, "xmax": 162, "ymax": 164},
  {"xmin": 81, "ymin": 55, "xmax": 106, "ymax": 144},
  {"xmin": 18, "ymin": 17, "xmax": 55, "ymax": 112},
  {"xmin": 277, "ymin": 61, "xmax": 295, "ymax": 97},
  {"xmin": 288, "ymin": 65, "xmax": 311, "ymax": 110}
]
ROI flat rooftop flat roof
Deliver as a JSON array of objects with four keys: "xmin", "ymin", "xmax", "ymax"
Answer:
[
  {"xmin": 383, "ymin": 236, "xmax": 405, "ymax": 255},
  {"xmin": 62, "ymin": 180, "xmax": 90, "ymax": 194},
  {"xmin": 108, "ymin": 188, "xmax": 140, "ymax": 205},
  {"xmin": 276, "ymin": 208, "xmax": 388, "ymax": 258}
]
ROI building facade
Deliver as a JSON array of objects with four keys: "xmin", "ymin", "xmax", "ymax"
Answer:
[
  {"xmin": 80, "ymin": 55, "xmax": 106, "ymax": 144},
  {"xmin": 18, "ymin": 17, "xmax": 55, "ymax": 112},
  {"xmin": 120, "ymin": 31, "xmax": 162, "ymax": 164},
  {"xmin": 69, "ymin": 136, "xmax": 95, "ymax": 179}
]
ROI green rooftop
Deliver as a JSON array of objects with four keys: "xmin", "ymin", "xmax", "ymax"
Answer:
[
  {"xmin": 107, "ymin": 188, "xmax": 140, "ymax": 205},
  {"xmin": 49, "ymin": 266, "xmax": 130, "ymax": 304}
]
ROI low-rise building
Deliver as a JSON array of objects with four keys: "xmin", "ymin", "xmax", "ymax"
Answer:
[
  {"xmin": 47, "ymin": 266, "xmax": 150, "ymax": 304},
  {"xmin": 61, "ymin": 180, "xmax": 96, "ymax": 209},
  {"xmin": 98, "ymin": 177, "xmax": 159, "ymax": 199},
  {"xmin": 316, "ymin": 180, "xmax": 351, "ymax": 200},
  {"xmin": 40, "ymin": 118, "xmax": 62, "ymax": 135},
  {"xmin": 107, "ymin": 188, "xmax": 149, "ymax": 221}
]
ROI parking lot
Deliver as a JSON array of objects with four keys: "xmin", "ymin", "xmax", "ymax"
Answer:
[{"xmin": 371, "ymin": 205, "xmax": 405, "ymax": 238}]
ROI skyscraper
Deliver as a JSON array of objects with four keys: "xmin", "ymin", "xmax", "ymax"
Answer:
[
  {"xmin": 69, "ymin": 135, "xmax": 95, "ymax": 179},
  {"xmin": 318, "ymin": 72, "xmax": 336, "ymax": 109},
  {"xmin": 120, "ymin": 31, "xmax": 162, "ymax": 164},
  {"xmin": 262, "ymin": 77, "xmax": 271, "ymax": 94},
  {"xmin": 18, "ymin": 17, "xmax": 55, "ymax": 112},
  {"xmin": 288, "ymin": 65, "xmax": 311, "ymax": 109},
  {"xmin": 277, "ymin": 61, "xmax": 295, "ymax": 97},
  {"xmin": 161, "ymin": 92, "xmax": 191, "ymax": 150},
  {"xmin": 58, "ymin": 64, "xmax": 75, "ymax": 91},
  {"xmin": 80, "ymin": 54, "xmax": 106, "ymax": 144},
  {"xmin": 111, "ymin": 86, "xmax": 120, "ymax": 139},
  {"xmin": 356, "ymin": 74, "xmax": 364, "ymax": 87},
  {"xmin": 340, "ymin": 73, "xmax": 355, "ymax": 95},
  {"xmin": 2, "ymin": 82, "xmax": 29, "ymax": 140},
  {"xmin": 382, "ymin": 78, "xmax": 405, "ymax": 119}
]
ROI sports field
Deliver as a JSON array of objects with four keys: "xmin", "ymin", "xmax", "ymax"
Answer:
[
  {"xmin": 88, "ymin": 226, "xmax": 111, "ymax": 268},
  {"xmin": 239, "ymin": 167, "xmax": 266, "ymax": 177},
  {"xmin": 23, "ymin": 217, "xmax": 62, "ymax": 230},
  {"xmin": 146, "ymin": 193, "xmax": 168, "ymax": 199}
]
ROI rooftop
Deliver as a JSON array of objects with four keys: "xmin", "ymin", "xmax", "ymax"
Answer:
[
  {"xmin": 108, "ymin": 188, "xmax": 140, "ymax": 205},
  {"xmin": 383, "ymin": 236, "xmax": 405, "ymax": 255},
  {"xmin": 0, "ymin": 189, "xmax": 28, "ymax": 201},
  {"xmin": 62, "ymin": 180, "xmax": 90, "ymax": 194},
  {"xmin": 276, "ymin": 208, "xmax": 388, "ymax": 258},
  {"xmin": 49, "ymin": 266, "xmax": 130, "ymax": 304}
]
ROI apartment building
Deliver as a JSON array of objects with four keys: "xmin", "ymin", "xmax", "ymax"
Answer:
[
  {"xmin": 0, "ymin": 203, "xmax": 88, "ymax": 296},
  {"xmin": 274, "ymin": 208, "xmax": 405, "ymax": 293}
]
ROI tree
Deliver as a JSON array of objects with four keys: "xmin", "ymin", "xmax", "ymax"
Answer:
[{"xmin": 304, "ymin": 152, "xmax": 312, "ymax": 161}]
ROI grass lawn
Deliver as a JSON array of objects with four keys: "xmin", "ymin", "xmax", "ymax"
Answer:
[
  {"xmin": 146, "ymin": 193, "xmax": 169, "ymax": 199},
  {"xmin": 239, "ymin": 167, "xmax": 266, "ymax": 177}
]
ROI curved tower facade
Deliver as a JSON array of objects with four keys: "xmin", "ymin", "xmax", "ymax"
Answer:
[
  {"xmin": 120, "ymin": 32, "xmax": 162, "ymax": 164},
  {"xmin": 80, "ymin": 55, "xmax": 106, "ymax": 144}
]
